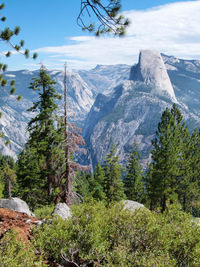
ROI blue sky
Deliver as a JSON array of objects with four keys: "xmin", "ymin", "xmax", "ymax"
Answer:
[{"xmin": 2, "ymin": 0, "xmax": 200, "ymax": 70}]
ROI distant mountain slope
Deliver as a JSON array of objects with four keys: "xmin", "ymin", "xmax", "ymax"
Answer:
[
  {"xmin": 83, "ymin": 50, "xmax": 200, "ymax": 167},
  {"xmin": 78, "ymin": 64, "xmax": 130, "ymax": 96},
  {"xmin": 163, "ymin": 54, "xmax": 200, "ymax": 115},
  {"xmin": 1, "ymin": 51, "xmax": 200, "ymax": 161},
  {"xmin": 0, "ymin": 65, "xmax": 130, "ymax": 158}
]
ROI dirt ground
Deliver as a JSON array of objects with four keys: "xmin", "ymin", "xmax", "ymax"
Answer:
[
  {"xmin": 0, "ymin": 207, "xmax": 38, "ymax": 243},
  {"xmin": 0, "ymin": 208, "xmax": 63, "ymax": 266}
]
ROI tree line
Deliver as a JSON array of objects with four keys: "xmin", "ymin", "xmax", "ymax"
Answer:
[
  {"xmin": 72, "ymin": 104, "xmax": 200, "ymax": 216},
  {"xmin": 0, "ymin": 68, "xmax": 200, "ymax": 216}
]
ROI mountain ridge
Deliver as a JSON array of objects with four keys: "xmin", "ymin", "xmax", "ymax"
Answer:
[
  {"xmin": 82, "ymin": 51, "xmax": 200, "ymax": 167},
  {"xmin": 0, "ymin": 51, "xmax": 200, "ymax": 163}
]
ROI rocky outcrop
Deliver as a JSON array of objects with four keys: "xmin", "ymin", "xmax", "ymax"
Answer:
[
  {"xmin": 0, "ymin": 197, "xmax": 34, "ymax": 217},
  {"xmin": 122, "ymin": 200, "xmax": 145, "ymax": 212},
  {"xmin": 52, "ymin": 203, "xmax": 71, "ymax": 220},
  {"xmin": 130, "ymin": 50, "xmax": 177, "ymax": 103}
]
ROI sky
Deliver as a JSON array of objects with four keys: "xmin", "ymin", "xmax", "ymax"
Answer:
[{"xmin": 1, "ymin": 0, "xmax": 200, "ymax": 71}]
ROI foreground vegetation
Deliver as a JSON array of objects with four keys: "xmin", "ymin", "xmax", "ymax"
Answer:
[{"xmin": 1, "ymin": 201, "xmax": 200, "ymax": 266}]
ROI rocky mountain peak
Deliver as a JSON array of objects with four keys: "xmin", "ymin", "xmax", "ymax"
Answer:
[{"xmin": 130, "ymin": 50, "xmax": 177, "ymax": 103}]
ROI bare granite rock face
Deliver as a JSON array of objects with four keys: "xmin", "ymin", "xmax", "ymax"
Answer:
[
  {"xmin": 0, "ymin": 197, "xmax": 34, "ymax": 217},
  {"xmin": 130, "ymin": 50, "xmax": 177, "ymax": 103},
  {"xmin": 121, "ymin": 200, "xmax": 145, "ymax": 212},
  {"xmin": 0, "ymin": 66, "xmax": 129, "ymax": 158},
  {"xmin": 52, "ymin": 203, "xmax": 71, "ymax": 220}
]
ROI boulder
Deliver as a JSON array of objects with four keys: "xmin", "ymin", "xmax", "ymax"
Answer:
[
  {"xmin": 193, "ymin": 218, "xmax": 200, "ymax": 226},
  {"xmin": 121, "ymin": 200, "xmax": 145, "ymax": 212},
  {"xmin": 52, "ymin": 203, "xmax": 71, "ymax": 220},
  {"xmin": 0, "ymin": 197, "xmax": 34, "ymax": 217}
]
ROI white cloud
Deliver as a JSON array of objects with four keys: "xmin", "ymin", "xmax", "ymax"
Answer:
[{"xmin": 35, "ymin": 1, "xmax": 200, "ymax": 70}]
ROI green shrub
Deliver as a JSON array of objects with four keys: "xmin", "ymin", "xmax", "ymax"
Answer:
[
  {"xmin": 0, "ymin": 230, "xmax": 43, "ymax": 266},
  {"xmin": 34, "ymin": 204, "xmax": 54, "ymax": 219},
  {"xmin": 33, "ymin": 201, "xmax": 200, "ymax": 266},
  {"xmin": 34, "ymin": 201, "xmax": 111, "ymax": 265}
]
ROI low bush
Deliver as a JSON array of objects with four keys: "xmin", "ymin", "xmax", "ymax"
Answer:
[
  {"xmin": 0, "ymin": 230, "xmax": 43, "ymax": 266},
  {"xmin": 34, "ymin": 204, "xmax": 54, "ymax": 219},
  {"xmin": 33, "ymin": 201, "xmax": 200, "ymax": 266}
]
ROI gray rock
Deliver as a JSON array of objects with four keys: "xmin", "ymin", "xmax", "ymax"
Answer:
[
  {"xmin": 26, "ymin": 219, "xmax": 32, "ymax": 224},
  {"xmin": 122, "ymin": 200, "xmax": 145, "ymax": 212},
  {"xmin": 25, "ymin": 219, "xmax": 44, "ymax": 226},
  {"xmin": 36, "ymin": 220, "xmax": 44, "ymax": 227},
  {"xmin": 0, "ymin": 197, "xmax": 34, "ymax": 216},
  {"xmin": 52, "ymin": 203, "xmax": 71, "ymax": 220},
  {"xmin": 130, "ymin": 50, "xmax": 177, "ymax": 102},
  {"xmin": 193, "ymin": 218, "xmax": 200, "ymax": 226}
]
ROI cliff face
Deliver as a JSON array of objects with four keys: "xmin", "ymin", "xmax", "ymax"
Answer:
[
  {"xmin": 83, "ymin": 51, "xmax": 200, "ymax": 167},
  {"xmin": 130, "ymin": 50, "xmax": 177, "ymax": 102},
  {"xmin": 0, "ymin": 70, "xmax": 94, "ymax": 158},
  {"xmin": 0, "ymin": 66, "xmax": 129, "ymax": 158}
]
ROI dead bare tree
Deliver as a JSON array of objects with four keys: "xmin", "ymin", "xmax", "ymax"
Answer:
[{"xmin": 55, "ymin": 64, "xmax": 90, "ymax": 206}]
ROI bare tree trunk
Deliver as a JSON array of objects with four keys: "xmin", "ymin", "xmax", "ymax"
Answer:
[
  {"xmin": 7, "ymin": 177, "xmax": 11, "ymax": 198},
  {"xmin": 64, "ymin": 63, "xmax": 70, "ymax": 205}
]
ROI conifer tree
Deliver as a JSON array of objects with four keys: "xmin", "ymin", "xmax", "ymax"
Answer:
[
  {"xmin": 74, "ymin": 171, "xmax": 91, "ymax": 201},
  {"xmin": 0, "ymin": 3, "xmax": 37, "ymax": 93},
  {"xmin": 78, "ymin": 0, "xmax": 130, "ymax": 36},
  {"xmin": 74, "ymin": 164, "xmax": 106, "ymax": 202},
  {"xmin": 56, "ymin": 64, "xmax": 90, "ymax": 205},
  {"xmin": 16, "ymin": 146, "xmax": 48, "ymax": 208},
  {"xmin": 181, "ymin": 128, "xmax": 200, "ymax": 215},
  {"xmin": 103, "ymin": 145, "xmax": 125, "ymax": 203},
  {"xmin": 16, "ymin": 67, "xmax": 64, "ymax": 207},
  {"xmin": 147, "ymin": 104, "xmax": 189, "ymax": 212},
  {"xmin": 0, "ymin": 154, "xmax": 16, "ymax": 198},
  {"xmin": 91, "ymin": 163, "xmax": 106, "ymax": 201},
  {"xmin": 16, "ymin": 66, "xmax": 89, "ymax": 207},
  {"xmin": 0, "ymin": 3, "xmax": 37, "ymax": 140},
  {"xmin": 123, "ymin": 142, "xmax": 145, "ymax": 203},
  {"xmin": 27, "ymin": 66, "xmax": 63, "ymax": 196}
]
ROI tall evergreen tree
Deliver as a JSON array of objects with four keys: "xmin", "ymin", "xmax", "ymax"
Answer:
[
  {"xmin": 103, "ymin": 145, "xmax": 125, "ymax": 204},
  {"xmin": 16, "ymin": 66, "xmax": 89, "ymax": 207},
  {"xmin": 0, "ymin": 154, "xmax": 16, "ymax": 198},
  {"xmin": 74, "ymin": 171, "xmax": 92, "ymax": 201},
  {"xmin": 147, "ymin": 104, "xmax": 189, "ymax": 212},
  {"xmin": 91, "ymin": 163, "xmax": 106, "ymax": 201},
  {"xmin": 16, "ymin": 67, "xmax": 64, "ymax": 207},
  {"xmin": 16, "ymin": 146, "xmax": 48, "ymax": 208},
  {"xmin": 123, "ymin": 142, "xmax": 145, "ymax": 203},
  {"xmin": 183, "ymin": 128, "xmax": 200, "ymax": 215},
  {"xmin": 27, "ymin": 66, "xmax": 63, "ymax": 196},
  {"xmin": 74, "ymin": 164, "xmax": 106, "ymax": 202}
]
